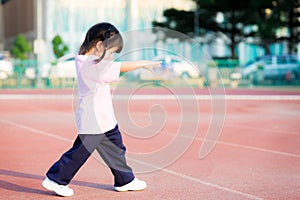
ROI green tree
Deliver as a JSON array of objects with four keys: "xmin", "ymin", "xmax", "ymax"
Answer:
[
  {"xmin": 154, "ymin": 0, "xmax": 259, "ymax": 58},
  {"xmin": 194, "ymin": 0, "xmax": 264, "ymax": 58},
  {"xmin": 153, "ymin": 9, "xmax": 197, "ymax": 39},
  {"xmin": 153, "ymin": 0, "xmax": 286, "ymax": 58},
  {"xmin": 245, "ymin": 0, "xmax": 281, "ymax": 54},
  {"xmin": 1, "ymin": 0, "xmax": 10, "ymax": 5},
  {"xmin": 11, "ymin": 34, "xmax": 32, "ymax": 60},
  {"xmin": 276, "ymin": 0, "xmax": 300, "ymax": 54},
  {"xmin": 52, "ymin": 35, "xmax": 69, "ymax": 59},
  {"xmin": 245, "ymin": 0, "xmax": 300, "ymax": 54}
]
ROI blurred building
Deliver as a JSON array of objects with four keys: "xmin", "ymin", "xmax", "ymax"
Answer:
[
  {"xmin": 0, "ymin": 0, "xmax": 294, "ymax": 66},
  {"xmin": 0, "ymin": 0, "xmax": 35, "ymax": 51},
  {"xmin": 0, "ymin": 0, "xmax": 196, "ymax": 64}
]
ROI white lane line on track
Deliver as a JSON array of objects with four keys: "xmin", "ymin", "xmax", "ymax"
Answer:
[
  {"xmin": 196, "ymin": 138, "xmax": 300, "ymax": 158},
  {"xmin": 0, "ymin": 118, "xmax": 72, "ymax": 143},
  {"xmin": 1, "ymin": 115, "xmax": 299, "ymax": 159},
  {"xmin": 128, "ymin": 158, "xmax": 263, "ymax": 200},
  {"xmin": 173, "ymin": 132, "xmax": 300, "ymax": 158},
  {"xmin": 0, "ymin": 118, "xmax": 263, "ymax": 200},
  {"xmin": 0, "ymin": 94, "xmax": 300, "ymax": 100},
  {"xmin": 226, "ymin": 124, "xmax": 300, "ymax": 137},
  {"xmin": 114, "ymin": 94, "xmax": 300, "ymax": 101},
  {"xmin": 0, "ymin": 94, "xmax": 74, "ymax": 100}
]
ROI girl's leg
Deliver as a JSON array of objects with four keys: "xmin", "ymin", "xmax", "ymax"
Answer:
[
  {"xmin": 96, "ymin": 125, "xmax": 135, "ymax": 187},
  {"xmin": 46, "ymin": 135, "xmax": 101, "ymax": 185}
]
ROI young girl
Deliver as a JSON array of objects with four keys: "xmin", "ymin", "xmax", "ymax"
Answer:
[{"xmin": 42, "ymin": 22, "xmax": 160, "ymax": 197}]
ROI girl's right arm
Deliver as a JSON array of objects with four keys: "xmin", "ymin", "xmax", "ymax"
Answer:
[{"xmin": 120, "ymin": 61, "xmax": 161, "ymax": 72}]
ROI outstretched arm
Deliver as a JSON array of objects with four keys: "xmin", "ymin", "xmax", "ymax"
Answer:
[{"xmin": 120, "ymin": 61, "xmax": 161, "ymax": 72}]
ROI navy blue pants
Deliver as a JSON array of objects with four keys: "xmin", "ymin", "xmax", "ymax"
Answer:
[{"xmin": 46, "ymin": 125, "xmax": 134, "ymax": 187}]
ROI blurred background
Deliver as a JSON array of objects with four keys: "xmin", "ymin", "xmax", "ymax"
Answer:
[{"xmin": 0, "ymin": 0, "xmax": 299, "ymax": 89}]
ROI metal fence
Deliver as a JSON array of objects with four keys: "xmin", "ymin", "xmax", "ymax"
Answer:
[
  {"xmin": 0, "ymin": 59, "xmax": 76, "ymax": 88},
  {"xmin": 0, "ymin": 59, "xmax": 299, "ymax": 89}
]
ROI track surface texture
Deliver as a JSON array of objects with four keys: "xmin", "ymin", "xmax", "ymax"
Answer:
[{"xmin": 0, "ymin": 88, "xmax": 299, "ymax": 200}]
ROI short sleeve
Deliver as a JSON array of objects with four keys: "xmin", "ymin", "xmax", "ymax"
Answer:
[{"xmin": 97, "ymin": 61, "xmax": 121, "ymax": 84}]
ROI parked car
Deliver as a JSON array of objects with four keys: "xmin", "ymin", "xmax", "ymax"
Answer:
[
  {"xmin": 241, "ymin": 55, "xmax": 300, "ymax": 83},
  {"xmin": 41, "ymin": 54, "xmax": 76, "ymax": 78}
]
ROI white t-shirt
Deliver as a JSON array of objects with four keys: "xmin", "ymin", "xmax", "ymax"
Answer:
[{"xmin": 75, "ymin": 54, "xmax": 121, "ymax": 134}]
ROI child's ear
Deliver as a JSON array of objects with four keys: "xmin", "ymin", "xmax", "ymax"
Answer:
[{"xmin": 96, "ymin": 41, "xmax": 104, "ymax": 52}]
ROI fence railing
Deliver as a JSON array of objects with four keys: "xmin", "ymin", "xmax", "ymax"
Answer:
[
  {"xmin": 0, "ymin": 59, "xmax": 76, "ymax": 88},
  {"xmin": 0, "ymin": 59, "xmax": 299, "ymax": 89}
]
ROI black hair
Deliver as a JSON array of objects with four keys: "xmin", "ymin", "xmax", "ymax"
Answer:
[{"xmin": 79, "ymin": 22, "xmax": 123, "ymax": 62}]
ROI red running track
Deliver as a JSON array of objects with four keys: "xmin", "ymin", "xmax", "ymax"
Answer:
[{"xmin": 0, "ymin": 88, "xmax": 299, "ymax": 200}]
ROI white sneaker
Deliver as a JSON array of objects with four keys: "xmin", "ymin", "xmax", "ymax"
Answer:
[
  {"xmin": 42, "ymin": 177, "xmax": 74, "ymax": 197},
  {"xmin": 114, "ymin": 178, "xmax": 147, "ymax": 192}
]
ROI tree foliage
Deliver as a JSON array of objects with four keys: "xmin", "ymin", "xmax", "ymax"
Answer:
[
  {"xmin": 153, "ymin": 9, "xmax": 196, "ymax": 37},
  {"xmin": 52, "ymin": 35, "xmax": 69, "ymax": 59},
  {"xmin": 1, "ymin": 0, "xmax": 10, "ymax": 5},
  {"xmin": 242, "ymin": 0, "xmax": 281, "ymax": 54},
  {"xmin": 153, "ymin": 0, "xmax": 300, "ymax": 58},
  {"xmin": 275, "ymin": 0, "xmax": 300, "ymax": 53},
  {"xmin": 10, "ymin": 34, "xmax": 32, "ymax": 60}
]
